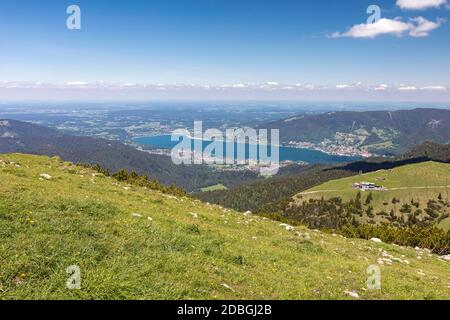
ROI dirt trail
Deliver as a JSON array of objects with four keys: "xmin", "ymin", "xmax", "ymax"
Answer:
[{"xmin": 299, "ymin": 186, "xmax": 450, "ymax": 195}]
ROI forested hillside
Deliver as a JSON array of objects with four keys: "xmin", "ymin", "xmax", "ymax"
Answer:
[
  {"xmin": 262, "ymin": 108, "xmax": 450, "ymax": 155},
  {"xmin": 0, "ymin": 119, "xmax": 259, "ymax": 191}
]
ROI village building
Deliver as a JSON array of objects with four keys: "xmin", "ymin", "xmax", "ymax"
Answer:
[{"xmin": 352, "ymin": 182, "xmax": 385, "ymax": 191}]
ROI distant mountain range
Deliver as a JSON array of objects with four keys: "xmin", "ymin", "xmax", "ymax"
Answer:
[
  {"xmin": 0, "ymin": 119, "xmax": 258, "ymax": 191},
  {"xmin": 262, "ymin": 108, "xmax": 450, "ymax": 155}
]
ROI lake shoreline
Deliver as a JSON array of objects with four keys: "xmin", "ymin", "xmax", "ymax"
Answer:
[{"xmin": 133, "ymin": 135, "xmax": 362, "ymax": 164}]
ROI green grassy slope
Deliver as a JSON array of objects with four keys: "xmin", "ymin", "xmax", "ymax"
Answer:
[
  {"xmin": 296, "ymin": 162, "xmax": 450, "ymax": 229},
  {"xmin": 0, "ymin": 154, "xmax": 449, "ymax": 300},
  {"xmin": 201, "ymin": 184, "xmax": 229, "ymax": 192}
]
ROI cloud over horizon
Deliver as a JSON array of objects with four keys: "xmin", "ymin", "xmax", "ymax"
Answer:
[
  {"xmin": 1, "ymin": 80, "xmax": 448, "ymax": 103},
  {"xmin": 0, "ymin": 81, "xmax": 447, "ymax": 95}
]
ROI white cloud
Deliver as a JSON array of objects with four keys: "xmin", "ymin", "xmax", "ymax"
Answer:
[
  {"xmin": 374, "ymin": 84, "xmax": 389, "ymax": 91},
  {"xmin": 397, "ymin": 0, "xmax": 447, "ymax": 10},
  {"xmin": 231, "ymin": 83, "xmax": 248, "ymax": 88},
  {"xmin": 330, "ymin": 18, "xmax": 409, "ymax": 38},
  {"xmin": 330, "ymin": 17, "xmax": 444, "ymax": 38},
  {"xmin": 302, "ymin": 84, "xmax": 316, "ymax": 91},
  {"xmin": 1, "ymin": 82, "xmax": 448, "ymax": 96},
  {"xmin": 120, "ymin": 82, "xmax": 137, "ymax": 87},
  {"xmin": 66, "ymin": 81, "xmax": 88, "ymax": 86},
  {"xmin": 336, "ymin": 82, "xmax": 363, "ymax": 89},
  {"xmin": 421, "ymin": 85, "xmax": 447, "ymax": 91},
  {"xmin": 409, "ymin": 17, "xmax": 445, "ymax": 37},
  {"xmin": 336, "ymin": 84, "xmax": 351, "ymax": 89},
  {"xmin": 398, "ymin": 86, "xmax": 418, "ymax": 91}
]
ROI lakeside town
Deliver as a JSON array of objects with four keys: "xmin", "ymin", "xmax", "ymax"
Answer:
[{"xmin": 287, "ymin": 140, "xmax": 373, "ymax": 158}]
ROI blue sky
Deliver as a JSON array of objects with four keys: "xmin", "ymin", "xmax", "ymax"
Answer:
[{"xmin": 0, "ymin": 0, "xmax": 449, "ymax": 101}]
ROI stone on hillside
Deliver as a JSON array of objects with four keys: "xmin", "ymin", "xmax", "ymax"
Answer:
[
  {"xmin": 280, "ymin": 223, "xmax": 294, "ymax": 231},
  {"xmin": 221, "ymin": 283, "xmax": 235, "ymax": 292},
  {"xmin": 39, "ymin": 174, "xmax": 52, "ymax": 180},
  {"xmin": 189, "ymin": 212, "xmax": 198, "ymax": 219},
  {"xmin": 344, "ymin": 290, "xmax": 360, "ymax": 299},
  {"xmin": 417, "ymin": 270, "xmax": 426, "ymax": 276},
  {"xmin": 370, "ymin": 238, "xmax": 383, "ymax": 243},
  {"xmin": 295, "ymin": 231, "xmax": 311, "ymax": 240}
]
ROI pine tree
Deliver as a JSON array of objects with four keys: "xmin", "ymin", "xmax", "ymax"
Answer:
[{"xmin": 365, "ymin": 192, "xmax": 373, "ymax": 205}]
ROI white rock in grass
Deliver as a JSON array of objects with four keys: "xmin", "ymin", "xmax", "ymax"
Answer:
[
  {"xmin": 189, "ymin": 212, "xmax": 198, "ymax": 219},
  {"xmin": 440, "ymin": 255, "xmax": 450, "ymax": 262},
  {"xmin": 295, "ymin": 231, "xmax": 311, "ymax": 240},
  {"xmin": 370, "ymin": 238, "xmax": 383, "ymax": 243},
  {"xmin": 279, "ymin": 223, "xmax": 295, "ymax": 231},
  {"xmin": 132, "ymin": 213, "xmax": 142, "ymax": 218},
  {"xmin": 39, "ymin": 174, "xmax": 52, "ymax": 180},
  {"xmin": 221, "ymin": 283, "xmax": 235, "ymax": 292},
  {"xmin": 147, "ymin": 217, "xmax": 153, "ymax": 221},
  {"xmin": 344, "ymin": 290, "xmax": 360, "ymax": 299}
]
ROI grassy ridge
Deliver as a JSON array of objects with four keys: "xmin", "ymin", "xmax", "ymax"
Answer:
[
  {"xmin": 0, "ymin": 154, "xmax": 449, "ymax": 299},
  {"xmin": 297, "ymin": 162, "xmax": 450, "ymax": 229}
]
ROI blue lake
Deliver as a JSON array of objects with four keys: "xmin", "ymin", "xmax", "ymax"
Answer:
[{"xmin": 134, "ymin": 135, "xmax": 361, "ymax": 164}]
